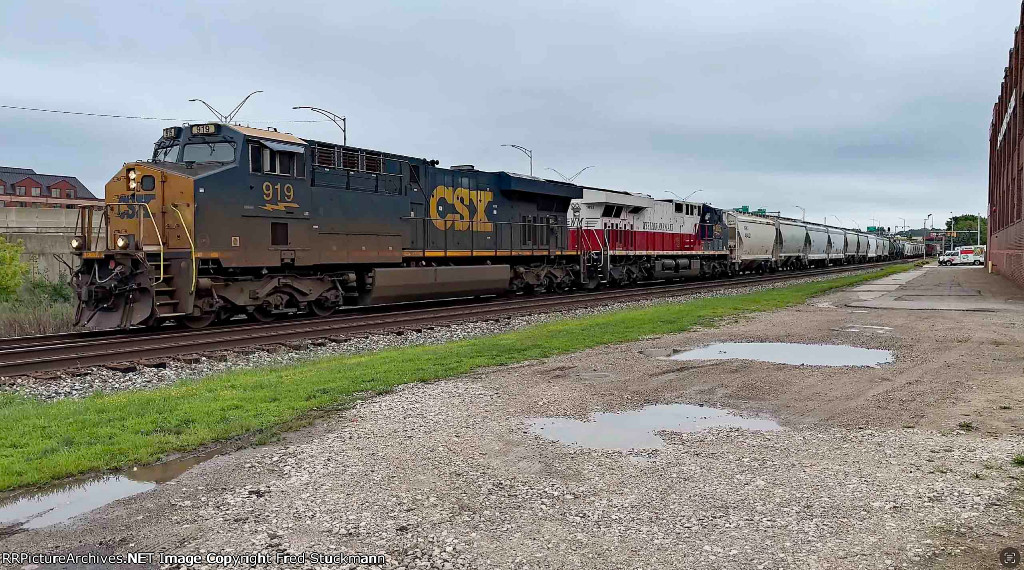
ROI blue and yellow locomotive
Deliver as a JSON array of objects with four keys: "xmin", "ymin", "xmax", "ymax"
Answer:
[{"xmin": 71, "ymin": 123, "xmax": 583, "ymax": 329}]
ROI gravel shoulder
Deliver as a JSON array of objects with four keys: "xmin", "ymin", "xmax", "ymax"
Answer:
[{"xmin": 4, "ymin": 265, "xmax": 1024, "ymax": 570}]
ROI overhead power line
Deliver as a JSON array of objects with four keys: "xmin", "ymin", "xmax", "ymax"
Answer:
[{"xmin": 0, "ymin": 104, "xmax": 328, "ymax": 124}]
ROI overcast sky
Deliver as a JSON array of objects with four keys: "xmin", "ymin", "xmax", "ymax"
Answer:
[{"xmin": 0, "ymin": 1, "xmax": 1017, "ymax": 230}]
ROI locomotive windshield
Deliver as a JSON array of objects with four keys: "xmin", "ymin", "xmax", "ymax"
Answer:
[
  {"xmin": 182, "ymin": 142, "xmax": 236, "ymax": 163},
  {"xmin": 153, "ymin": 144, "xmax": 180, "ymax": 162}
]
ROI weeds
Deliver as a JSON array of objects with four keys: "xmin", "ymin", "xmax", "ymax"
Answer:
[
  {"xmin": 1012, "ymin": 455, "xmax": 1024, "ymax": 467},
  {"xmin": 0, "ymin": 278, "xmax": 75, "ymax": 337},
  {"xmin": 957, "ymin": 421, "xmax": 976, "ymax": 432}
]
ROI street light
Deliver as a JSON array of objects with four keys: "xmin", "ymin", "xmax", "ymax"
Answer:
[
  {"xmin": 924, "ymin": 214, "xmax": 933, "ymax": 259},
  {"xmin": 501, "ymin": 144, "xmax": 533, "ymax": 176},
  {"xmin": 833, "ymin": 215, "xmax": 843, "ymax": 226},
  {"xmin": 794, "ymin": 205, "xmax": 805, "ymax": 221},
  {"xmin": 683, "ymin": 189, "xmax": 703, "ymax": 201},
  {"xmin": 293, "ymin": 106, "xmax": 346, "ymax": 145},
  {"xmin": 546, "ymin": 166, "xmax": 595, "ymax": 183}
]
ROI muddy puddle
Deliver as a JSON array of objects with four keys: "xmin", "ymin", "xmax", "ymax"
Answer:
[
  {"xmin": 529, "ymin": 403, "xmax": 781, "ymax": 450},
  {"xmin": 0, "ymin": 446, "xmax": 225, "ymax": 533},
  {"xmin": 665, "ymin": 342, "xmax": 892, "ymax": 367}
]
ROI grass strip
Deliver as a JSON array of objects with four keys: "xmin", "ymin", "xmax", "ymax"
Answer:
[{"xmin": 0, "ymin": 262, "xmax": 918, "ymax": 490}]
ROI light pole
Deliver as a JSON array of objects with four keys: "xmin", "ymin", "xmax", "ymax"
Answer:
[
  {"xmin": 850, "ymin": 219, "xmax": 860, "ymax": 230},
  {"xmin": 898, "ymin": 217, "xmax": 906, "ymax": 232},
  {"xmin": 833, "ymin": 215, "xmax": 843, "ymax": 227},
  {"xmin": 546, "ymin": 166, "xmax": 595, "ymax": 183},
  {"xmin": 924, "ymin": 214, "xmax": 933, "ymax": 259},
  {"xmin": 293, "ymin": 106, "xmax": 346, "ymax": 145},
  {"xmin": 683, "ymin": 189, "xmax": 703, "ymax": 201},
  {"xmin": 794, "ymin": 205, "xmax": 805, "ymax": 221},
  {"xmin": 501, "ymin": 144, "xmax": 533, "ymax": 176}
]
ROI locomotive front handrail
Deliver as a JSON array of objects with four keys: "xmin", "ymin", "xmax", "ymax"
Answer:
[
  {"xmin": 104, "ymin": 203, "xmax": 165, "ymax": 284},
  {"xmin": 170, "ymin": 203, "xmax": 197, "ymax": 294}
]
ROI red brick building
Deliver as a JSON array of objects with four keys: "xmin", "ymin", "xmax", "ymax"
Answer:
[
  {"xmin": 0, "ymin": 166, "xmax": 101, "ymax": 209},
  {"xmin": 990, "ymin": 6, "xmax": 1024, "ymax": 288}
]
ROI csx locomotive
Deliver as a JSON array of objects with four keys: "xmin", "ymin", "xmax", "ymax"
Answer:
[{"xmin": 70, "ymin": 122, "xmax": 912, "ymax": 330}]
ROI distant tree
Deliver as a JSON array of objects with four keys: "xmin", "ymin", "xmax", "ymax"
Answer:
[
  {"xmin": 0, "ymin": 236, "xmax": 28, "ymax": 301},
  {"xmin": 943, "ymin": 214, "xmax": 987, "ymax": 246}
]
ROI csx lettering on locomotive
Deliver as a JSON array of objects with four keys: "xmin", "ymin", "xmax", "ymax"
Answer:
[{"xmin": 428, "ymin": 186, "xmax": 493, "ymax": 232}]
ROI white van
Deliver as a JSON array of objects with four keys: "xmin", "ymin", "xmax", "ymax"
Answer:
[
  {"xmin": 938, "ymin": 250, "xmax": 957, "ymax": 266},
  {"xmin": 957, "ymin": 246, "xmax": 985, "ymax": 266}
]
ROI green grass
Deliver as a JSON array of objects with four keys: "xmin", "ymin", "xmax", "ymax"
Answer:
[
  {"xmin": 0, "ymin": 262, "xmax": 918, "ymax": 490},
  {"xmin": 1013, "ymin": 455, "xmax": 1024, "ymax": 467}
]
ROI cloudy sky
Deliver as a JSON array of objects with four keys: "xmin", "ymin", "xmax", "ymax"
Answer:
[{"xmin": 0, "ymin": 1, "xmax": 1016, "ymax": 230}]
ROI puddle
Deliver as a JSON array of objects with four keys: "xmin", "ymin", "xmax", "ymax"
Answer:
[
  {"xmin": 836, "ymin": 325, "xmax": 893, "ymax": 334},
  {"xmin": 528, "ymin": 403, "xmax": 781, "ymax": 450},
  {"xmin": 665, "ymin": 342, "xmax": 892, "ymax": 367},
  {"xmin": 0, "ymin": 447, "xmax": 225, "ymax": 532}
]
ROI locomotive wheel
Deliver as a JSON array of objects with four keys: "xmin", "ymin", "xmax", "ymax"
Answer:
[
  {"xmin": 250, "ymin": 307, "xmax": 277, "ymax": 322},
  {"xmin": 182, "ymin": 312, "xmax": 217, "ymax": 329},
  {"xmin": 311, "ymin": 299, "xmax": 336, "ymax": 317}
]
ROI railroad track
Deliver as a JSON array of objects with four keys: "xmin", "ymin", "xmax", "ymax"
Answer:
[{"xmin": 0, "ymin": 261, "xmax": 904, "ymax": 377}]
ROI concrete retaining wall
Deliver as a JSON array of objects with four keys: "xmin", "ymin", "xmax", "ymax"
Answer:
[
  {"xmin": 1, "ymin": 233, "xmax": 79, "ymax": 282},
  {"xmin": 0, "ymin": 207, "xmax": 82, "ymax": 234}
]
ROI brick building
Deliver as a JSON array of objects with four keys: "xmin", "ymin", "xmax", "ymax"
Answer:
[
  {"xmin": 0, "ymin": 166, "xmax": 101, "ymax": 209},
  {"xmin": 989, "ymin": 4, "xmax": 1024, "ymax": 288}
]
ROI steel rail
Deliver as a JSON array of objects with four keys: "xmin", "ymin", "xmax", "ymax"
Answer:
[{"xmin": 0, "ymin": 261, "xmax": 903, "ymax": 378}]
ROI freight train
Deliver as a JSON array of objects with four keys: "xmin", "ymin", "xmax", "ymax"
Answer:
[{"xmin": 70, "ymin": 123, "xmax": 918, "ymax": 330}]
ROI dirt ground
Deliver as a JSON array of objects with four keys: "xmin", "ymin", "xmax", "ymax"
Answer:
[{"xmin": 4, "ymin": 265, "xmax": 1024, "ymax": 570}]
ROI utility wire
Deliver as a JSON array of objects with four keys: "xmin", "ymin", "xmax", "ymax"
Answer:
[{"xmin": 0, "ymin": 104, "xmax": 328, "ymax": 124}]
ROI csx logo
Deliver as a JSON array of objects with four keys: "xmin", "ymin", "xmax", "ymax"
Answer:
[
  {"xmin": 428, "ymin": 186, "xmax": 493, "ymax": 232},
  {"xmin": 115, "ymin": 193, "xmax": 156, "ymax": 220}
]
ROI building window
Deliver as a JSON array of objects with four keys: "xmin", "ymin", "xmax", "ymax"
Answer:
[
  {"xmin": 50, "ymin": 188, "xmax": 60, "ymax": 198},
  {"xmin": 0, "ymin": 185, "xmax": 4, "ymax": 194},
  {"xmin": 15, "ymin": 186, "xmax": 25, "ymax": 196},
  {"xmin": 65, "ymin": 190, "xmax": 75, "ymax": 199},
  {"xmin": 31, "ymin": 187, "xmax": 41, "ymax": 197}
]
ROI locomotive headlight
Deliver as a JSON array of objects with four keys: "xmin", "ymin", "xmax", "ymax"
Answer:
[
  {"xmin": 129, "ymin": 180, "xmax": 137, "ymax": 190},
  {"xmin": 128, "ymin": 170, "xmax": 137, "ymax": 180},
  {"xmin": 115, "ymin": 235, "xmax": 130, "ymax": 250},
  {"xmin": 69, "ymin": 236, "xmax": 84, "ymax": 251}
]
